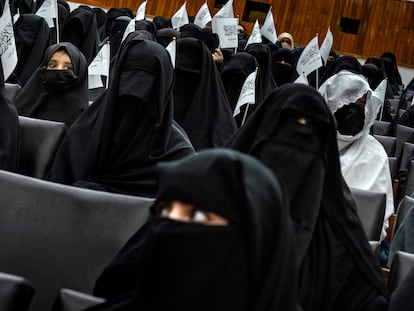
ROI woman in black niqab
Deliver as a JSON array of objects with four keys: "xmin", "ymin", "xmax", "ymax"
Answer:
[
  {"xmin": 91, "ymin": 148, "xmax": 298, "ymax": 311},
  {"xmin": 173, "ymin": 37, "xmax": 237, "ymax": 150},
  {"xmin": 11, "ymin": 13, "xmax": 50, "ymax": 86},
  {"xmin": 13, "ymin": 42, "xmax": 88, "ymax": 127},
  {"xmin": 61, "ymin": 5, "xmax": 99, "ymax": 64},
  {"xmin": 227, "ymin": 84, "xmax": 389, "ymax": 311},
  {"xmin": 0, "ymin": 60, "xmax": 19, "ymax": 172},
  {"xmin": 320, "ymin": 55, "xmax": 362, "ymax": 84},
  {"xmin": 47, "ymin": 31, "xmax": 195, "ymax": 197}
]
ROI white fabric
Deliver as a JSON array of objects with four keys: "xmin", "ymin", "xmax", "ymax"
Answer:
[{"xmin": 319, "ymin": 70, "xmax": 394, "ymax": 242}]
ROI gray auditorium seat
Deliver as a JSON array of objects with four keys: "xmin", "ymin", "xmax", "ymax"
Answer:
[
  {"xmin": 18, "ymin": 116, "xmax": 68, "ymax": 179},
  {"xmin": 4, "ymin": 83, "xmax": 21, "ymax": 102},
  {"xmin": 395, "ymin": 124, "xmax": 414, "ymax": 160},
  {"xmin": 0, "ymin": 272, "xmax": 34, "ymax": 311},
  {"xmin": 0, "ymin": 170, "xmax": 152, "ymax": 311},
  {"xmin": 393, "ymin": 195, "xmax": 414, "ymax": 236},
  {"xmin": 388, "ymin": 251, "xmax": 414, "ymax": 292},
  {"xmin": 52, "ymin": 288, "xmax": 105, "ymax": 311},
  {"xmin": 350, "ymin": 187, "xmax": 386, "ymax": 242},
  {"xmin": 374, "ymin": 134, "xmax": 396, "ymax": 156},
  {"xmin": 372, "ymin": 120, "xmax": 392, "ymax": 136}
]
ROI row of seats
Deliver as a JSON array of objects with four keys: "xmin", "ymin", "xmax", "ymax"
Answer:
[{"xmin": 0, "ymin": 169, "xmax": 152, "ymax": 311}]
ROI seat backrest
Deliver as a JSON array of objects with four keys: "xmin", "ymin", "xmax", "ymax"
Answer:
[
  {"xmin": 399, "ymin": 142, "xmax": 414, "ymax": 172},
  {"xmin": 389, "ymin": 156, "xmax": 398, "ymax": 179},
  {"xmin": 395, "ymin": 124, "xmax": 414, "ymax": 160},
  {"xmin": 393, "ymin": 195, "xmax": 414, "ymax": 236},
  {"xmin": 0, "ymin": 272, "xmax": 34, "ymax": 311},
  {"xmin": 0, "ymin": 170, "xmax": 152, "ymax": 311},
  {"xmin": 403, "ymin": 160, "xmax": 414, "ymax": 197},
  {"xmin": 372, "ymin": 120, "xmax": 393, "ymax": 136},
  {"xmin": 52, "ymin": 288, "xmax": 105, "ymax": 311},
  {"xmin": 374, "ymin": 134, "xmax": 396, "ymax": 156},
  {"xmin": 388, "ymin": 251, "xmax": 414, "ymax": 292},
  {"xmin": 4, "ymin": 83, "xmax": 21, "ymax": 102},
  {"xmin": 350, "ymin": 187, "xmax": 386, "ymax": 241},
  {"xmin": 18, "ymin": 116, "xmax": 68, "ymax": 179}
]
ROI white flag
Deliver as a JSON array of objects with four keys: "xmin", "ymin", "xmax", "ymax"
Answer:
[
  {"xmin": 88, "ymin": 42, "xmax": 110, "ymax": 89},
  {"xmin": 0, "ymin": 0, "xmax": 18, "ymax": 80},
  {"xmin": 36, "ymin": 0, "xmax": 58, "ymax": 27},
  {"xmin": 213, "ymin": 17, "xmax": 238, "ymax": 48},
  {"xmin": 234, "ymin": 70, "xmax": 257, "ymax": 117},
  {"xmin": 121, "ymin": 18, "xmax": 136, "ymax": 43},
  {"xmin": 214, "ymin": 0, "xmax": 233, "ymax": 18},
  {"xmin": 319, "ymin": 27, "xmax": 333, "ymax": 65},
  {"xmin": 260, "ymin": 8, "xmax": 277, "ymax": 44},
  {"xmin": 171, "ymin": 2, "xmax": 189, "ymax": 30},
  {"xmin": 245, "ymin": 20, "xmax": 262, "ymax": 49},
  {"xmin": 296, "ymin": 36, "xmax": 322, "ymax": 76},
  {"xmin": 373, "ymin": 79, "xmax": 388, "ymax": 104},
  {"xmin": 135, "ymin": 1, "xmax": 146, "ymax": 21},
  {"xmin": 194, "ymin": 3, "xmax": 212, "ymax": 28},
  {"xmin": 166, "ymin": 38, "xmax": 176, "ymax": 68},
  {"xmin": 294, "ymin": 74, "xmax": 309, "ymax": 85}
]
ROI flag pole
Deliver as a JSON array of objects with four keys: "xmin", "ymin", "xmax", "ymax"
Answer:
[
  {"xmin": 105, "ymin": 40, "xmax": 110, "ymax": 89},
  {"xmin": 55, "ymin": 0, "xmax": 60, "ymax": 43},
  {"xmin": 241, "ymin": 104, "xmax": 250, "ymax": 126}
]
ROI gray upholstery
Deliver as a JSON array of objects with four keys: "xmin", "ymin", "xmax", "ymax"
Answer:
[
  {"xmin": 395, "ymin": 124, "xmax": 414, "ymax": 161},
  {"xmin": 0, "ymin": 169, "xmax": 152, "ymax": 311},
  {"xmin": 52, "ymin": 288, "xmax": 105, "ymax": 311},
  {"xmin": 399, "ymin": 142, "xmax": 414, "ymax": 172},
  {"xmin": 0, "ymin": 272, "xmax": 34, "ymax": 311},
  {"xmin": 350, "ymin": 187, "xmax": 386, "ymax": 242},
  {"xmin": 372, "ymin": 120, "xmax": 392, "ymax": 136},
  {"xmin": 4, "ymin": 83, "xmax": 21, "ymax": 102},
  {"xmin": 403, "ymin": 160, "xmax": 414, "ymax": 197},
  {"xmin": 388, "ymin": 251, "xmax": 414, "ymax": 292},
  {"xmin": 389, "ymin": 156, "xmax": 398, "ymax": 179},
  {"xmin": 392, "ymin": 195, "xmax": 414, "ymax": 242},
  {"xmin": 18, "ymin": 116, "xmax": 68, "ymax": 179},
  {"xmin": 373, "ymin": 134, "xmax": 396, "ymax": 156}
]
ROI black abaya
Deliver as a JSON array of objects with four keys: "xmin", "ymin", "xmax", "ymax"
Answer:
[
  {"xmin": 92, "ymin": 149, "xmax": 298, "ymax": 311},
  {"xmin": 227, "ymin": 83, "xmax": 389, "ymax": 311},
  {"xmin": 48, "ymin": 32, "xmax": 195, "ymax": 197}
]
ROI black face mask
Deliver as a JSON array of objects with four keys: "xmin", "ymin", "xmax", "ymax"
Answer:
[
  {"xmin": 334, "ymin": 103, "xmax": 365, "ymax": 136},
  {"xmin": 272, "ymin": 62, "xmax": 294, "ymax": 86},
  {"xmin": 39, "ymin": 69, "xmax": 77, "ymax": 92}
]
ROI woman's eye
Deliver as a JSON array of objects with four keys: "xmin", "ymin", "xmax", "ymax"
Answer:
[{"xmin": 192, "ymin": 210, "xmax": 208, "ymax": 222}]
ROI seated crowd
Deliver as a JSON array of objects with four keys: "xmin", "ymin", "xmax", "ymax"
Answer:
[{"xmin": 1, "ymin": 0, "xmax": 414, "ymax": 310}]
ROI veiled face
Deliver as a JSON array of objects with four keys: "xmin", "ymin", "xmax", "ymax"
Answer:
[
  {"xmin": 47, "ymin": 50, "xmax": 73, "ymax": 70},
  {"xmin": 155, "ymin": 200, "xmax": 229, "ymax": 226}
]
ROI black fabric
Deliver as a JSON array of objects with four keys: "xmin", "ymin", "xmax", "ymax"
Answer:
[
  {"xmin": 108, "ymin": 16, "xmax": 131, "ymax": 60},
  {"xmin": 47, "ymin": 32, "xmax": 195, "ymax": 197},
  {"xmin": 227, "ymin": 83, "xmax": 389, "ymax": 311},
  {"xmin": 154, "ymin": 28, "xmax": 181, "ymax": 47},
  {"xmin": 93, "ymin": 7, "xmax": 107, "ymax": 42},
  {"xmin": 105, "ymin": 7, "xmax": 134, "ymax": 38},
  {"xmin": 135, "ymin": 20, "xmax": 156, "ymax": 35},
  {"xmin": 11, "ymin": 13, "xmax": 50, "ymax": 86},
  {"xmin": 271, "ymin": 47, "xmax": 296, "ymax": 86},
  {"xmin": 245, "ymin": 43, "xmax": 277, "ymax": 97},
  {"xmin": 381, "ymin": 52, "xmax": 402, "ymax": 90},
  {"xmin": 0, "ymin": 61, "xmax": 19, "ymax": 172},
  {"xmin": 152, "ymin": 15, "xmax": 172, "ymax": 29},
  {"xmin": 61, "ymin": 5, "xmax": 99, "ymax": 64},
  {"xmin": 13, "ymin": 42, "xmax": 88, "ymax": 127},
  {"xmin": 173, "ymin": 37, "xmax": 237, "ymax": 150},
  {"xmin": 180, "ymin": 23, "xmax": 219, "ymax": 54},
  {"xmin": 220, "ymin": 52, "xmax": 262, "ymax": 126},
  {"xmin": 335, "ymin": 103, "xmax": 366, "ymax": 136},
  {"xmin": 92, "ymin": 149, "xmax": 298, "ymax": 311},
  {"xmin": 320, "ymin": 55, "xmax": 362, "ymax": 84}
]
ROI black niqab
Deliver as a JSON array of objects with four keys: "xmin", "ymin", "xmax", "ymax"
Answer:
[
  {"xmin": 92, "ymin": 149, "xmax": 298, "ymax": 311},
  {"xmin": 47, "ymin": 32, "xmax": 195, "ymax": 197},
  {"xmin": 0, "ymin": 61, "xmax": 19, "ymax": 172},
  {"xmin": 245, "ymin": 43, "xmax": 277, "ymax": 97},
  {"xmin": 61, "ymin": 5, "xmax": 99, "ymax": 64},
  {"xmin": 173, "ymin": 37, "xmax": 237, "ymax": 150},
  {"xmin": 227, "ymin": 83, "xmax": 388, "ymax": 311},
  {"xmin": 13, "ymin": 42, "xmax": 88, "ymax": 127},
  {"xmin": 320, "ymin": 55, "xmax": 362, "ymax": 84}
]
